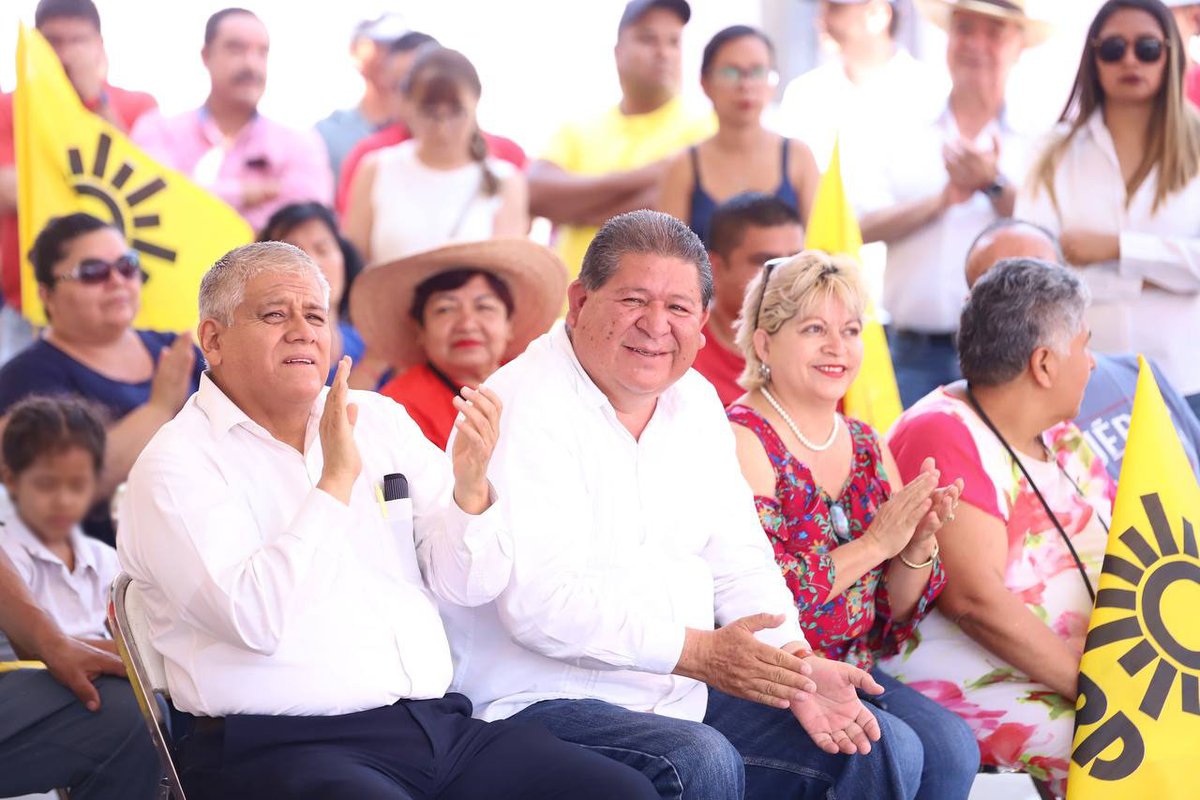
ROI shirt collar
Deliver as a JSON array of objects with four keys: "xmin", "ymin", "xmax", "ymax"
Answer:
[
  {"xmin": 1, "ymin": 513, "xmax": 95, "ymax": 573},
  {"xmin": 196, "ymin": 105, "xmax": 261, "ymax": 147},
  {"xmin": 196, "ymin": 371, "xmax": 327, "ymax": 442},
  {"xmin": 938, "ymin": 101, "xmax": 1013, "ymax": 137}
]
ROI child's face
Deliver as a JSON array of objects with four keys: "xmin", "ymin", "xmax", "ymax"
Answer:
[{"xmin": 3, "ymin": 447, "xmax": 96, "ymax": 546}]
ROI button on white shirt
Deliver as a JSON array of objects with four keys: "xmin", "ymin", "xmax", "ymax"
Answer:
[
  {"xmin": 117, "ymin": 374, "xmax": 511, "ymax": 717},
  {"xmin": 1016, "ymin": 111, "xmax": 1200, "ymax": 395},
  {"xmin": 855, "ymin": 105, "xmax": 1034, "ymax": 332},
  {"xmin": 442, "ymin": 323, "xmax": 807, "ymax": 723},
  {"xmin": 0, "ymin": 511, "xmax": 118, "ymax": 660}
]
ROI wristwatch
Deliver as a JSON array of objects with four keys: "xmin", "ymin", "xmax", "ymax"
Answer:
[{"xmin": 982, "ymin": 174, "xmax": 1008, "ymax": 200}]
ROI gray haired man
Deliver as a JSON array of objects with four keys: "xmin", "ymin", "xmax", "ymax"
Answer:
[
  {"xmin": 443, "ymin": 210, "xmax": 923, "ymax": 799},
  {"xmin": 118, "ymin": 241, "xmax": 658, "ymax": 799}
]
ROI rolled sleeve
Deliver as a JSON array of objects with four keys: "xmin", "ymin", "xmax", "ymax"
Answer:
[{"xmin": 1118, "ymin": 231, "xmax": 1200, "ymax": 294}]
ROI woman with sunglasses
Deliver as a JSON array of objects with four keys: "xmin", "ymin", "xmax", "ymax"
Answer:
[
  {"xmin": 0, "ymin": 213, "xmax": 202, "ymax": 544},
  {"xmin": 1018, "ymin": 0, "xmax": 1200, "ymax": 418},
  {"xmin": 727, "ymin": 251, "xmax": 979, "ymax": 799},
  {"xmin": 657, "ymin": 26, "xmax": 818, "ymax": 244}
]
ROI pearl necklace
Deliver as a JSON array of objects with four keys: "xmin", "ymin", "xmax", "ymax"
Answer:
[{"xmin": 760, "ymin": 387, "xmax": 841, "ymax": 452}]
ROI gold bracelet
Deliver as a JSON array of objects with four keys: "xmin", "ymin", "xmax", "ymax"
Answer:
[{"xmin": 899, "ymin": 541, "xmax": 939, "ymax": 569}]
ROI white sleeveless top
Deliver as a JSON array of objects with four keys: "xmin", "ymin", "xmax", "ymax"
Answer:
[{"xmin": 368, "ymin": 140, "xmax": 514, "ymax": 264}]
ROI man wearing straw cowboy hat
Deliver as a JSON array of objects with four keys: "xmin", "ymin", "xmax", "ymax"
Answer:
[
  {"xmin": 857, "ymin": 0, "xmax": 1051, "ymax": 408},
  {"xmin": 351, "ymin": 239, "xmax": 567, "ymax": 449}
]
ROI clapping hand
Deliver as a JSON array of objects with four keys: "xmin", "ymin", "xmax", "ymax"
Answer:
[
  {"xmin": 789, "ymin": 652, "xmax": 884, "ymax": 755},
  {"xmin": 450, "ymin": 387, "xmax": 502, "ymax": 515},
  {"xmin": 317, "ymin": 356, "xmax": 361, "ymax": 505},
  {"xmin": 943, "ymin": 135, "xmax": 1001, "ymax": 194}
]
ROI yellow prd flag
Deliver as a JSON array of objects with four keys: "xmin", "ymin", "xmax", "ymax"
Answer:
[
  {"xmin": 804, "ymin": 138, "xmax": 902, "ymax": 432},
  {"xmin": 1067, "ymin": 357, "xmax": 1200, "ymax": 798},
  {"xmin": 14, "ymin": 24, "xmax": 252, "ymax": 331}
]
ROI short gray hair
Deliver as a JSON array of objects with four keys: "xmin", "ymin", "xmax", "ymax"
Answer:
[
  {"xmin": 958, "ymin": 258, "xmax": 1089, "ymax": 386},
  {"xmin": 580, "ymin": 210, "xmax": 713, "ymax": 306},
  {"xmin": 199, "ymin": 241, "xmax": 330, "ymax": 325}
]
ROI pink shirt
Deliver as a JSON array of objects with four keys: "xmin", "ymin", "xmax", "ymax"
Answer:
[{"xmin": 131, "ymin": 107, "xmax": 333, "ymax": 233}]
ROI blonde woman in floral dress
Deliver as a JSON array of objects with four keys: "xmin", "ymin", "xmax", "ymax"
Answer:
[{"xmin": 881, "ymin": 258, "xmax": 1114, "ymax": 797}]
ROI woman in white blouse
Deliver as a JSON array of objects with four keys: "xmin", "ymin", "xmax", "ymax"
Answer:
[
  {"xmin": 1018, "ymin": 0, "xmax": 1200, "ymax": 415},
  {"xmin": 344, "ymin": 46, "xmax": 529, "ymax": 264}
]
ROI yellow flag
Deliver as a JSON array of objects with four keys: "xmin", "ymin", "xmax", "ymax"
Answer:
[
  {"xmin": 804, "ymin": 138, "xmax": 902, "ymax": 432},
  {"xmin": 14, "ymin": 24, "xmax": 252, "ymax": 331},
  {"xmin": 1067, "ymin": 357, "xmax": 1200, "ymax": 798}
]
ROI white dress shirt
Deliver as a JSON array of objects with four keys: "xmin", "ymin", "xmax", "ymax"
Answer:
[
  {"xmin": 855, "ymin": 104, "xmax": 1034, "ymax": 332},
  {"xmin": 442, "ymin": 322, "xmax": 807, "ymax": 723},
  {"xmin": 0, "ymin": 511, "xmax": 118, "ymax": 660},
  {"xmin": 117, "ymin": 374, "xmax": 510, "ymax": 717},
  {"xmin": 1016, "ymin": 111, "xmax": 1200, "ymax": 395}
]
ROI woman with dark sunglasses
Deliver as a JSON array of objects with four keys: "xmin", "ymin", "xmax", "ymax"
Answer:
[
  {"xmin": 1019, "ymin": 0, "xmax": 1200, "ymax": 419},
  {"xmin": 0, "ymin": 213, "xmax": 203, "ymax": 545}
]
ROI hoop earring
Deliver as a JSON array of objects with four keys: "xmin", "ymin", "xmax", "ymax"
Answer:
[{"xmin": 759, "ymin": 362, "xmax": 772, "ymax": 384}]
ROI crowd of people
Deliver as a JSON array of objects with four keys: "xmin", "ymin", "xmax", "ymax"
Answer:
[{"xmin": 2, "ymin": 0, "xmax": 1200, "ymax": 798}]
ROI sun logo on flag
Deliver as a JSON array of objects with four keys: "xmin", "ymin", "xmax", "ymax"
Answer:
[
  {"xmin": 66, "ymin": 131, "xmax": 178, "ymax": 264},
  {"xmin": 1086, "ymin": 492, "xmax": 1200, "ymax": 720}
]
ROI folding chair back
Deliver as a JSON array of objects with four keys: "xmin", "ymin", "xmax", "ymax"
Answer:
[{"xmin": 108, "ymin": 573, "xmax": 187, "ymax": 800}]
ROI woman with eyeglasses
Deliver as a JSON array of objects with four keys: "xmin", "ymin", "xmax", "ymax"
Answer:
[
  {"xmin": 1018, "ymin": 0, "xmax": 1200, "ymax": 418},
  {"xmin": 657, "ymin": 26, "xmax": 818, "ymax": 244},
  {"xmin": 343, "ymin": 46, "xmax": 529, "ymax": 265},
  {"xmin": 727, "ymin": 251, "xmax": 979, "ymax": 799},
  {"xmin": 0, "ymin": 213, "xmax": 202, "ymax": 544}
]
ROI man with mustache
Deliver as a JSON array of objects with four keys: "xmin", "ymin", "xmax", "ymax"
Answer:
[{"xmin": 132, "ymin": 8, "xmax": 332, "ymax": 232}]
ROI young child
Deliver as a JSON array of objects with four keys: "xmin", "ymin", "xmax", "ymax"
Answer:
[{"xmin": 0, "ymin": 395, "xmax": 118, "ymax": 658}]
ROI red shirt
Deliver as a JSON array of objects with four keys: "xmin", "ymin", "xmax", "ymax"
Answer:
[
  {"xmin": 1, "ymin": 84, "xmax": 157, "ymax": 308},
  {"xmin": 1188, "ymin": 64, "xmax": 1200, "ymax": 111},
  {"xmin": 380, "ymin": 363, "xmax": 459, "ymax": 449},
  {"xmin": 691, "ymin": 322, "xmax": 745, "ymax": 407},
  {"xmin": 335, "ymin": 123, "xmax": 528, "ymax": 215}
]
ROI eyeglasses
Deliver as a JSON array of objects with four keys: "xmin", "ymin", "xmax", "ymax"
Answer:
[
  {"xmin": 1093, "ymin": 35, "xmax": 1167, "ymax": 64},
  {"xmin": 752, "ymin": 257, "xmax": 788, "ymax": 331},
  {"xmin": 711, "ymin": 65, "xmax": 779, "ymax": 87},
  {"xmin": 50, "ymin": 252, "xmax": 145, "ymax": 286}
]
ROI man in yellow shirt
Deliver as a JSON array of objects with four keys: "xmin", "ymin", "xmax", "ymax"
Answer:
[{"xmin": 528, "ymin": 0, "xmax": 715, "ymax": 276}]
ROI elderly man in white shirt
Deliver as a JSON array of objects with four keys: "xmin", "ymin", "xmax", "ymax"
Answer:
[
  {"xmin": 856, "ymin": 0, "xmax": 1049, "ymax": 408},
  {"xmin": 442, "ymin": 210, "xmax": 922, "ymax": 800},
  {"xmin": 118, "ymin": 241, "xmax": 658, "ymax": 800}
]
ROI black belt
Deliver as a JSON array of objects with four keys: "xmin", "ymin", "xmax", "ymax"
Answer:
[
  {"xmin": 190, "ymin": 715, "xmax": 225, "ymax": 736},
  {"xmin": 891, "ymin": 328, "xmax": 956, "ymax": 347}
]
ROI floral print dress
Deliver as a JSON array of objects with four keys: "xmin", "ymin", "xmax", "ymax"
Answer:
[
  {"xmin": 727, "ymin": 405, "xmax": 944, "ymax": 670},
  {"xmin": 881, "ymin": 389, "xmax": 1114, "ymax": 797}
]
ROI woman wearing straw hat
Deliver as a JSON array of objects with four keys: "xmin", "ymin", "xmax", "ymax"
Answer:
[{"xmin": 351, "ymin": 238, "xmax": 566, "ymax": 448}]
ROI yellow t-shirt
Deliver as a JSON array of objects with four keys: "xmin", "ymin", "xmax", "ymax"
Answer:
[{"xmin": 541, "ymin": 97, "xmax": 715, "ymax": 277}]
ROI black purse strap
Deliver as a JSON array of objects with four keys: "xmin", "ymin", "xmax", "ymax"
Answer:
[{"xmin": 964, "ymin": 386, "xmax": 1097, "ymax": 603}]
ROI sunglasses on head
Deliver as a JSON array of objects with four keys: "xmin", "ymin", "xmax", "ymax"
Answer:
[
  {"xmin": 752, "ymin": 257, "xmax": 789, "ymax": 331},
  {"xmin": 1094, "ymin": 35, "xmax": 1167, "ymax": 64},
  {"xmin": 51, "ymin": 252, "xmax": 145, "ymax": 286}
]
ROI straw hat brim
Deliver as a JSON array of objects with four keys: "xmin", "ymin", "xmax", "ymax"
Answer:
[
  {"xmin": 349, "ymin": 238, "xmax": 568, "ymax": 373},
  {"xmin": 915, "ymin": 0, "xmax": 1052, "ymax": 47}
]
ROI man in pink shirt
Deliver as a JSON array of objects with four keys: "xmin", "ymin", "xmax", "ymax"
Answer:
[{"xmin": 131, "ymin": 8, "xmax": 332, "ymax": 234}]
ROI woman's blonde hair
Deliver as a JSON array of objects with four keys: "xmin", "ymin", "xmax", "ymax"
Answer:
[
  {"xmin": 1028, "ymin": 0, "xmax": 1200, "ymax": 214},
  {"xmin": 734, "ymin": 250, "xmax": 866, "ymax": 391}
]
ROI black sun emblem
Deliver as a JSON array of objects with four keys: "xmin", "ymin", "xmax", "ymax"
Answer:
[
  {"xmin": 1084, "ymin": 493, "xmax": 1200, "ymax": 720},
  {"xmin": 67, "ymin": 131, "xmax": 178, "ymax": 264}
]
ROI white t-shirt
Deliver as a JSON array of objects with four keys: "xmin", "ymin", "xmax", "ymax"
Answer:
[{"xmin": 368, "ymin": 140, "xmax": 515, "ymax": 264}]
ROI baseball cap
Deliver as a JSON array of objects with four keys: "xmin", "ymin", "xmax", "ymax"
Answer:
[
  {"xmin": 354, "ymin": 12, "xmax": 409, "ymax": 43},
  {"xmin": 618, "ymin": 0, "xmax": 691, "ymax": 31}
]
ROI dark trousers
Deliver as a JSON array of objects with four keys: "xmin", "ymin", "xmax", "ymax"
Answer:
[
  {"xmin": 886, "ymin": 327, "xmax": 961, "ymax": 409},
  {"xmin": 176, "ymin": 693, "xmax": 657, "ymax": 800}
]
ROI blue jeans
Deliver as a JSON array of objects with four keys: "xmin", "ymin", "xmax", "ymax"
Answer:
[
  {"xmin": 886, "ymin": 328, "xmax": 961, "ymax": 409},
  {"xmin": 867, "ymin": 669, "xmax": 980, "ymax": 800},
  {"xmin": 514, "ymin": 685, "xmax": 923, "ymax": 799},
  {"xmin": 0, "ymin": 670, "xmax": 160, "ymax": 800}
]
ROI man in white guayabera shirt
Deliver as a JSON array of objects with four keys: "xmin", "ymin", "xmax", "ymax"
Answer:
[
  {"xmin": 117, "ymin": 242, "xmax": 658, "ymax": 800},
  {"xmin": 443, "ymin": 210, "xmax": 923, "ymax": 800}
]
